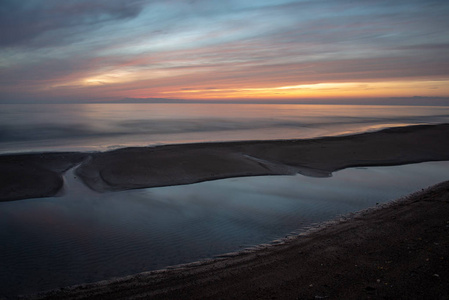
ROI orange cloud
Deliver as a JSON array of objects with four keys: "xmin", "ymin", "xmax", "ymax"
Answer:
[{"xmin": 156, "ymin": 80, "xmax": 449, "ymax": 100}]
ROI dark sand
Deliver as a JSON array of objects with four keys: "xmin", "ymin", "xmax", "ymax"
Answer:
[
  {"xmin": 25, "ymin": 180, "xmax": 449, "ymax": 300},
  {"xmin": 76, "ymin": 124, "xmax": 449, "ymax": 192},
  {"xmin": 2, "ymin": 123, "xmax": 448, "ymax": 201},
  {"xmin": 0, "ymin": 152, "xmax": 87, "ymax": 201}
]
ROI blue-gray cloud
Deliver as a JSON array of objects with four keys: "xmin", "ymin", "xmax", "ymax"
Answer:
[{"xmin": 0, "ymin": 0, "xmax": 145, "ymax": 47}]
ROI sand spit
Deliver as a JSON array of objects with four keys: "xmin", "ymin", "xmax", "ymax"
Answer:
[
  {"xmin": 0, "ymin": 152, "xmax": 87, "ymax": 202},
  {"xmin": 24, "ymin": 180, "xmax": 449, "ymax": 299},
  {"xmin": 76, "ymin": 123, "xmax": 449, "ymax": 192},
  {"xmin": 1, "ymin": 123, "xmax": 449, "ymax": 201}
]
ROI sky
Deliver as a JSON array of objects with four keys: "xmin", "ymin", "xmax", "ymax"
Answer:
[{"xmin": 1, "ymin": 0, "xmax": 449, "ymax": 103}]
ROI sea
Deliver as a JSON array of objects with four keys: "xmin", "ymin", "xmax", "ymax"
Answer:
[
  {"xmin": 1, "ymin": 103, "xmax": 449, "ymax": 153},
  {"xmin": 1, "ymin": 103, "xmax": 449, "ymax": 297}
]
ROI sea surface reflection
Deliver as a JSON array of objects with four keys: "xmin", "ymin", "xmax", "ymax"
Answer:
[
  {"xmin": 1, "ymin": 103, "xmax": 449, "ymax": 153},
  {"xmin": 0, "ymin": 161, "xmax": 448, "ymax": 297}
]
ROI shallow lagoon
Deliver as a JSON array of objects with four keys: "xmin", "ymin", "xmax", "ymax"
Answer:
[{"xmin": 0, "ymin": 161, "xmax": 448, "ymax": 297}]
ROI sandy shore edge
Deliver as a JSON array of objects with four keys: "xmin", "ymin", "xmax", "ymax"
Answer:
[
  {"xmin": 23, "ymin": 179, "xmax": 449, "ymax": 299},
  {"xmin": 2, "ymin": 123, "xmax": 449, "ymax": 201}
]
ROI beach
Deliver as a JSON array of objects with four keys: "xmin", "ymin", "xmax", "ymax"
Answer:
[
  {"xmin": 0, "ymin": 123, "xmax": 446, "ymax": 299},
  {"xmin": 2, "ymin": 123, "xmax": 449, "ymax": 202}
]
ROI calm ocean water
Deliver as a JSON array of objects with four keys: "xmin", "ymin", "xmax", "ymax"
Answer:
[{"xmin": 1, "ymin": 103, "xmax": 449, "ymax": 153}]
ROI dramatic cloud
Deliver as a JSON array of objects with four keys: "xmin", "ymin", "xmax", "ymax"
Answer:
[{"xmin": 0, "ymin": 0, "xmax": 448, "ymax": 102}]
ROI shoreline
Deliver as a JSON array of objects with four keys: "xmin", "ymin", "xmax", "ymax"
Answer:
[
  {"xmin": 2, "ymin": 123, "xmax": 449, "ymax": 202},
  {"xmin": 24, "ymin": 180, "xmax": 449, "ymax": 299}
]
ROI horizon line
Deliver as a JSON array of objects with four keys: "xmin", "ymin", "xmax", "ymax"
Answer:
[{"xmin": 2, "ymin": 96, "xmax": 449, "ymax": 106}]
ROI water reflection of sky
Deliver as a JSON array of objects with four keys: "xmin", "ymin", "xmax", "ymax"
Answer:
[{"xmin": 0, "ymin": 161, "xmax": 448, "ymax": 297}]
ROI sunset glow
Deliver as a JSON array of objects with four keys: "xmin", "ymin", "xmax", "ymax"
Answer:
[
  {"xmin": 160, "ymin": 80, "xmax": 449, "ymax": 99},
  {"xmin": 1, "ymin": 0, "xmax": 448, "ymax": 103}
]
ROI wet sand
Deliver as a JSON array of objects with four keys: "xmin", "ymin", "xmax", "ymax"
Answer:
[
  {"xmin": 2, "ymin": 123, "xmax": 449, "ymax": 201},
  {"xmin": 25, "ymin": 180, "xmax": 449, "ymax": 299}
]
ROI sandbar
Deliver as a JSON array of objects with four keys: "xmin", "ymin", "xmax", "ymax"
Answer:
[
  {"xmin": 0, "ymin": 152, "xmax": 87, "ymax": 201},
  {"xmin": 74, "ymin": 123, "xmax": 449, "ymax": 191},
  {"xmin": 1, "ymin": 123, "xmax": 449, "ymax": 201}
]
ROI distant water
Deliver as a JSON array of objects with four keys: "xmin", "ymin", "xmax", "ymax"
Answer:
[
  {"xmin": 0, "ymin": 161, "xmax": 448, "ymax": 297},
  {"xmin": 1, "ymin": 103, "xmax": 449, "ymax": 153}
]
